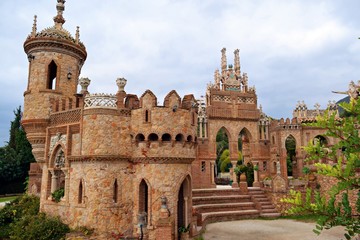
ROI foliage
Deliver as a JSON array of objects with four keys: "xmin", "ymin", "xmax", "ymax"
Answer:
[
  {"xmin": 216, "ymin": 128, "xmax": 229, "ymax": 173},
  {"xmin": 10, "ymin": 213, "xmax": 70, "ymax": 240},
  {"xmin": 51, "ymin": 188, "xmax": 65, "ymax": 203},
  {"xmin": 0, "ymin": 194, "xmax": 70, "ymax": 240},
  {"xmin": 219, "ymin": 149, "xmax": 231, "ymax": 172},
  {"xmin": 0, "ymin": 106, "xmax": 35, "ymax": 194},
  {"xmin": 0, "ymin": 195, "xmax": 39, "ymax": 239},
  {"xmin": 285, "ymin": 136, "xmax": 296, "ymax": 176},
  {"xmin": 302, "ymin": 166, "xmax": 311, "ymax": 175},
  {"xmin": 281, "ymin": 97, "xmax": 360, "ymax": 239},
  {"xmin": 178, "ymin": 224, "xmax": 190, "ymax": 233}
]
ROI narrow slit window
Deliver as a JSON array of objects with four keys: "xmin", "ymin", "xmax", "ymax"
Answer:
[
  {"xmin": 113, "ymin": 179, "xmax": 118, "ymax": 203},
  {"xmin": 78, "ymin": 181, "xmax": 83, "ymax": 204},
  {"xmin": 47, "ymin": 60, "xmax": 58, "ymax": 90}
]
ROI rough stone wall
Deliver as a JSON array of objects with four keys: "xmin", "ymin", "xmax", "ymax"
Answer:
[
  {"xmin": 131, "ymin": 108, "xmax": 196, "ymax": 141},
  {"xmin": 81, "ymin": 110, "xmax": 131, "ymax": 156},
  {"xmin": 132, "ymin": 163, "xmax": 192, "ymax": 239},
  {"xmin": 43, "ymin": 160, "xmax": 134, "ymax": 234},
  {"xmin": 24, "ymin": 52, "xmax": 79, "ymax": 120}
]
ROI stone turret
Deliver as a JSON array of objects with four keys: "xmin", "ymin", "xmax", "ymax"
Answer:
[{"xmin": 22, "ymin": 0, "xmax": 87, "ymax": 163}]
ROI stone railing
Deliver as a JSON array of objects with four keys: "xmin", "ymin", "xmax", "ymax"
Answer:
[{"xmin": 84, "ymin": 93, "xmax": 117, "ymax": 109}]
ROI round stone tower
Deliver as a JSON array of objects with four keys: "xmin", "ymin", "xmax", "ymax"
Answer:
[{"xmin": 22, "ymin": 0, "xmax": 87, "ymax": 163}]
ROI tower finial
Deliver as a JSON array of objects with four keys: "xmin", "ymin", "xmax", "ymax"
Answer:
[
  {"xmin": 221, "ymin": 48, "xmax": 227, "ymax": 75},
  {"xmin": 234, "ymin": 49, "xmax": 240, "ymax": 75},
  {"xmin": 53, "ymin": 0, "xmax": 66, "ymax": 29},
  {"xmin": 75, "ymin": 26, "xmax": 80, "ymax": 44},
  {"xmin": 31, "ymin": 15, "xmax": 37, "ymax": 37}
]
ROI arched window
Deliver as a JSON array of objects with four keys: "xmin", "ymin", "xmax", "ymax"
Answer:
[
  {"xmin": 161, "ymin": 133, "xmax": 171, "ymax": 141},
  {"xmin": 139, "ymin": 179, "xmax": 149, "ymax": 226},
  {"xmin": 187, "ymin": 135, "xmax": 193, "ymax": 142},
  {"xmin": 191, "ymin": 112, "xmax": 195, "ymax": 125},
  {"xmin": 78, "ymin": 180, "xmax": 83, "ymax": 204},
  {"xmin": 148, "ymin": 133, "xmax": 158, "ymax": 141},
  {"xmin": 175, "ymin": 134, "xmax": 184, "ymax": 142},
  {"xmin": 113, "ymin": 179, "xmax": 118, "ymax": 203},
  {"xmin": 135, "ymin": 133, "xmax": 145, "ymax": 142},
  {"xmin": 47, "ymin": 60, "xmax": 57, "ymax": 90}
]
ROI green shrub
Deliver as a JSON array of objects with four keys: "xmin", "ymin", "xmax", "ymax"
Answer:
[
  {"xmin": 51, "ymin": 188, "xmax": 64, "ymax": 203},
  {"xmin": 0, "ymin": 195, "xmax": 39, "ymax": 238},
  {"xmin": 10, "ymin": 213, "xmax": 70, "ymax": 240}
]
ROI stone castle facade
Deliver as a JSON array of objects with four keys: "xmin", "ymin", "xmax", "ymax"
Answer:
[{"xmin": 23, "ymin": 1, "xmax": 340, "ymax": 239}]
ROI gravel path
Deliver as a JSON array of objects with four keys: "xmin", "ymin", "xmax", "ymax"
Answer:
[{"xmin": 203, "ymin": 219, "xmax": 346, "ymax": 240}]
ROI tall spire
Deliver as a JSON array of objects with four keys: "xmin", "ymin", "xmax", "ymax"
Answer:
[
  {"xmin": 234, "ymin": 49, "xmax": 240, "ymax": 76},
  {"xmin": 31, "ymin": 15, "xmax": 37, "ymax": 37},
  {"xmin": 53, "ymin": 0, "xmax": 66, "ymax": 29},
  {"xmin": 221, "ymin": 48, "xmax": 227, "ymax": 75}
]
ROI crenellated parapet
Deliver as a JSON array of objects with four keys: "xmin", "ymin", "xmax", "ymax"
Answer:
[{"xmin": 293, "ymin": 100, "xmax": 339, "ymax": 122}]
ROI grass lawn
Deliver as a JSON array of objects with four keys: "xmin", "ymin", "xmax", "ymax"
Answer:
[{"xmin": 0, "ymin": 196, "xmax": 17, "ymax": 203}]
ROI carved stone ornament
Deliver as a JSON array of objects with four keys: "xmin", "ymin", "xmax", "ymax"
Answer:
[
  {"xmin": 116, "ymin": 77, "xmax": 127, "ymax": 92},
  {"xmin": 49, "ymin": 133, "xmax": 67, "ymax": 156}
]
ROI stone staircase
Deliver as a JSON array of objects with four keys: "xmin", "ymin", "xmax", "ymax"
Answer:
[
  {"xmin": 192, "ymin": 187, "xmax": 280, "ymax": 228},
  {"xmin": 248, "ymin": 187, "xmax": 281, "ymax": 218}
]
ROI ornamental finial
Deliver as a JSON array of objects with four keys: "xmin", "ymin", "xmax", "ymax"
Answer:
[
  {"xmin": 31, "ymin": 15, "xmax": 37, "ymax": 37},
  {"xmin": 53, "ymin": 0, "xmax": 66, "ymax": 29},
  {"xmin": 75, "ymin": 26, "xmax": 80, "ymax": 44}
]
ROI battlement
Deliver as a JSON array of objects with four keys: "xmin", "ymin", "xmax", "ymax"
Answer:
[
  {"xmin": 292, "ymin": 100, "xmax": 339, "ymax": 120},
  {"xmin": 270, "ymin": 117, "xmax": 302, "ymax": 130}
]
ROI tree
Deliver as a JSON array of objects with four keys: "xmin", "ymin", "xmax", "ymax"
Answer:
[
  {"xmin": 281, "ymin": 97, "xmax": 360, "ymax": 239},
  {"xmin": 0, "ymin": 106, "xmax": 35, "ymax": 194}
]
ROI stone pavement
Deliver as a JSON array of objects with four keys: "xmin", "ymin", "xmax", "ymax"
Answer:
[{"xmin": 203, "ymin": 219, "xmax": 346, "ymax": 240}]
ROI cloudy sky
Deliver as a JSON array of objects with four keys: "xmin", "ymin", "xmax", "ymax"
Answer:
[{"xmin": 0, "ymin": 0, "xmax": 359, "ymax": 146}]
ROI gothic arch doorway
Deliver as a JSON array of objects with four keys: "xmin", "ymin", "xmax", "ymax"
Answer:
[
  {"xmin": 177, "ymin": 175, "xmax": 191, "ymax": 240},
  {"xmin": 239, "ymin": 128, "xmax": 251, "ymax": 164},
  {"xmin": 285, "ymin": 135, "xmax": 296, "ymax": 176},
  {"xmin": 216, "ymin": 127, "xmax": 230, "ymax": 174}
]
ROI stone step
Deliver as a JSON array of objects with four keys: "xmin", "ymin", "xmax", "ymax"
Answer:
[
  {"xmin": 200, "ymin": 209, "xmax": 260, "ymax": 225},
  {"xmin": 255, "ymin": 197, "xmax": 269, "ymax": 202},
  {"xmin": 260, "ymin": 212, "xmax": 281, "ymax": 218},
  {"xmin": 193, "ymin": 195, "xmax": 252, "ymax": 205},
  {"xmin": 261, "ymin": 208, "xmax": 278, "ymax": 213},
  {"xmin": 261, "ymin": 204, "xmax": 275, "ymax": 209},
  {"xmin": 193, "ymin": 202, "xmax": 255, "ymax": 214},
  {"xmin": 192, "ymin": 188, "xmax": 243, "ymax": 197}
]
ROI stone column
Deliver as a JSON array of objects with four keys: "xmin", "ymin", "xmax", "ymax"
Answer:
[
  {"xmin": 260, "ymin": 123, "xmax": 265, "ymax": 140},
  {"xmin": 50, "ymin": 170, "xmax": 57, "ymax": 193},
  {"xmin": 211, "ymin": 162, "xmax": 215, "ymax": 184},
  {"xmin": 231, "ymin": 161, "xmax": 238, "ymax": 188},
  {"xmin": 253, "ymin": 163, "xmax": 260, "ymax": 187},
  {"xmin": 63, "ymin": 170, "xmax": 69, "ymax": 202},
  {"xmin": 199, "ymin": 118, "xmax": 203, "ymax": 138},
  {"xmin": 204, "ymin": 119, "xmax": 208, "ymax": 138}
]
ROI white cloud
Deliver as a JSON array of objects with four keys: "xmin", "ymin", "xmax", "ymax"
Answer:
[{"xmin": 0, "ymin": 0, "xmax": 360, "ymax": 144}]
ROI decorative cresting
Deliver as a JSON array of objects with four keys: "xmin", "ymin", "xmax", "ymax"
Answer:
[
  {"xmin": 84, "ymin": 93, "xmax": 117, "ymax": 109},
  {"xmin": 24, "ymin": 0, "xmax": 87, "ymax": 62},
  {"xmin": 197, "ymin": 97, "xmax": 208, "ymax": 138},
  {"xmin": 208, "ymin": 48, "xmax": 252, "ymax": 92},
  {"xmin": 293, "ymin": 100, "xmax": 339, "ymax": 121}
]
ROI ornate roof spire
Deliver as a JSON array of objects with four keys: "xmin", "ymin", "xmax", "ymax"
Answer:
[
  {"xmin": 75, "ymin": 26, "xmax": 80, "ymax": 44},
  {"xmin": 53, "ymin": 0, "xmax": 66, "ymax": 29},
  {"xmin": 31, "ymin": 15, "xmax": 37, "ymax": 37}
]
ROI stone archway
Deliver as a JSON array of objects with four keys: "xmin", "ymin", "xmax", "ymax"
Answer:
[
  {"xmin": 285, "ymin": 135, "xmax": 296, "ymax": 177},
  {"xmin": 177, "ymin": 175, "xmax": 191, "ymax": 240}
]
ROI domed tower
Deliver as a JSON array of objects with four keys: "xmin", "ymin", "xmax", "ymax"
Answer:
[{"xmin": 22, "ymin": 0, "xmax": 87, "ymax": 163}]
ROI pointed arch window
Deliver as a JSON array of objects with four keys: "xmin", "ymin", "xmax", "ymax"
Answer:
[
  {"xmin": 47, "ymin": 60, "xmax": 58, "ymax": 90},
  {"xmin": 139, "ymin": 179, "xmax": 148, "ymax": 214},
  {"xmin": 113, "ymin": 179, "xmax": 118, "ymax": 203},
  {"xmin": 78, "ymin": 180, "xmax": 83, "ymax": 204}
]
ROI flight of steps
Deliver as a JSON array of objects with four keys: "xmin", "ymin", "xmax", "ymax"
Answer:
[
  {"xmin": 192, "ymin": 187, "xmax": 281, "ymax": 228},
  {"xmin": 248, "ymin": 187, "xmax": 281, "ymax": 218}
]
